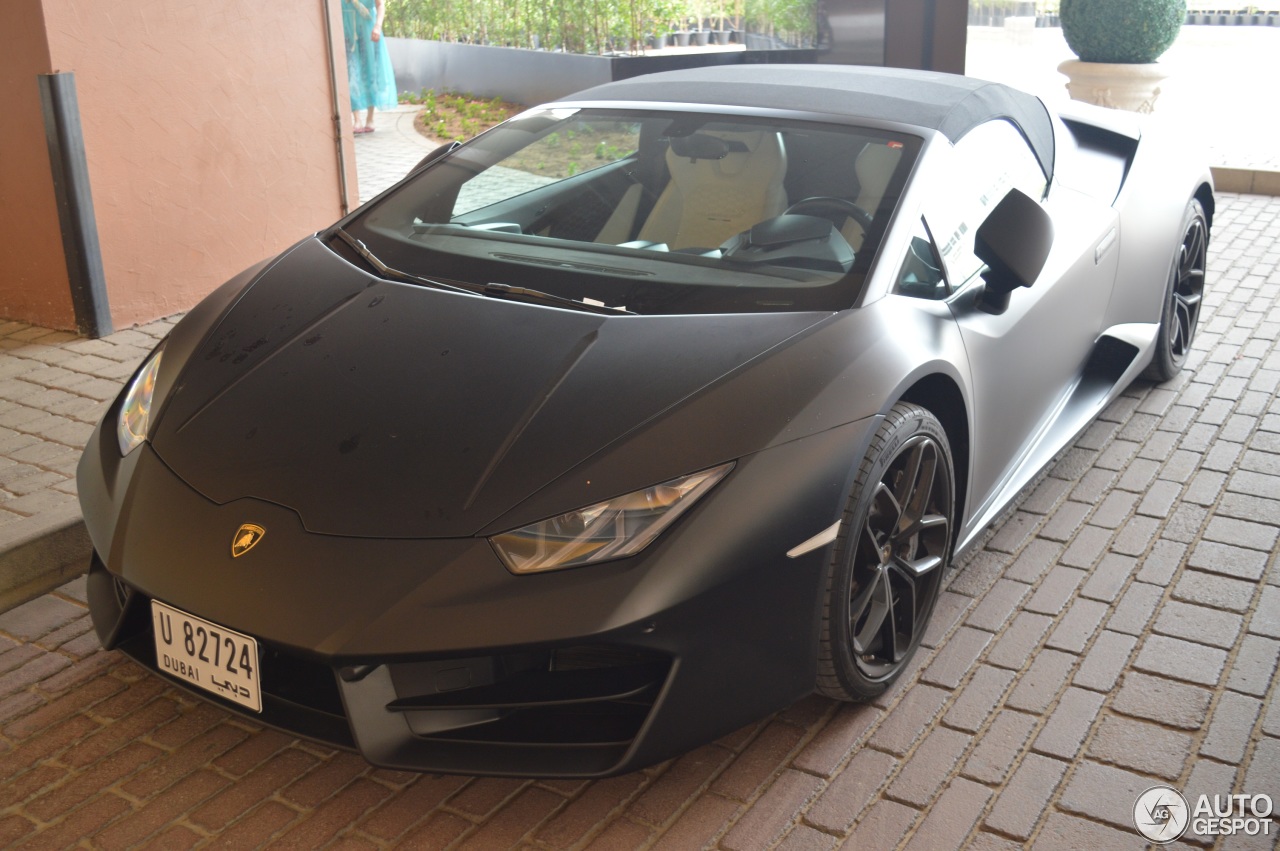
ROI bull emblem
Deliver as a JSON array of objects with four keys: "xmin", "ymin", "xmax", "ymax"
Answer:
[{"xmin": 231, "ymin": 524, "xmax": 266, "ymax": 558}]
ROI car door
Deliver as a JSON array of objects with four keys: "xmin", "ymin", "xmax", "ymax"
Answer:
[{"xmin": 924, "ymin": 120, "xmax": 1120, "ymax": 522}]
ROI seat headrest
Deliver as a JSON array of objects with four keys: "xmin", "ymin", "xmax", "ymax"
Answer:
[{"xmin": 669, "ymin": 133, "xmax": 750, "ymax": 161}]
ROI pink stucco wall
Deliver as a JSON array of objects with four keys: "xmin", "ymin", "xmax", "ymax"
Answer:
[
  {"xmin": 0, "ymin": 0, "xmax": 357, "ymax": 330},
  {"xmin": 0, "ymin": 0, "xmax": 76, "ymax": 328}
]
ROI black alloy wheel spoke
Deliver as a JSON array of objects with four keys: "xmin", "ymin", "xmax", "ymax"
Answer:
[
  {"xmin": 895, "ymin": 551, "xmax": 943, "ymax": 578},
  {"xmin": 851, "ymin": 568, "xmax": 894, "ymax": 658},
  {"xmin": 1182, "ymin": 220, "xmax": 1206, "ymax": 274},
  {"xmin": 1170, "ymin": 216, "xmax": 1207, "ymax": 358},
  {"xmin": 853, "ymin": 500, "xmax": 893, "ymax": 646},
  {"xmin": 1173, "ymin": 295, "xmax": 1193, "ymax": 354},
  {"xmin": 892, "ymin": 441, "xmax": 925, "ymax": 526},
  {"xmin": 850, "ymin": 434, "xmax": 952, "ymax": 678},
  {"xmin": 897, "ymin": 442, "xmax": 937, "ymax": 538},
  {"xmin": 870, "ymin": 481, "xmax": 902, "ymax": 532},
  {"xmin": 849, "ymin": 539, "xmax": 881, "ymax": 614},
  {"xmin": 915, "ymin": 513, "xmax": 949, "ymax": 532},
  {"xmin": 884, "ymin": 568, "xmax": 917, "ymax": 662},
  {"xmin": 860, "ymin": 483, "xmax": 894, "ymax": 565},
  {"xmin": 851, "ymin": 521, "xmax": 887, "ymax": 633}
]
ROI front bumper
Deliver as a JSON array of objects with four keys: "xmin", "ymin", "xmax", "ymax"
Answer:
[{"xmin": 78, "ymin": 418, "xmax": 873, "ymax": 777}]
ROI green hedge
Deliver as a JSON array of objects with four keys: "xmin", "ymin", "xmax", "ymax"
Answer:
[{"xmin": 383, "ymin": 0, "xmax": 814, "ymax": 54}]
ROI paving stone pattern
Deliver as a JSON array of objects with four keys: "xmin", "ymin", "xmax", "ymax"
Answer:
[
  {"xmin": 354, "ymin": 105, "xmax": 436, "ymax": 204},
  {"xmin": 0, "ymin": 193, "xmax": 1275, "ymax": 847},
  {"xmin": 0, "ymin": 319, "xmax": 176, "ymax": 528}
]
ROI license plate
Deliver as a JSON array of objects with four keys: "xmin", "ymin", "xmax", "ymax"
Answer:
[{"xmin": 151, "ymin": 601, "xmax": 262, "ymax": 712}]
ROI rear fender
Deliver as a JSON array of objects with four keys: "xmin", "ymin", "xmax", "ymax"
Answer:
[{"xmin": 1105, "ymin": 118, "xmax": 1213, "ymax": 330}]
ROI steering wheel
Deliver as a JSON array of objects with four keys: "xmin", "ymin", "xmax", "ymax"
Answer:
[{"xmin": 783, "ymin": 196, "xmax": 873, "ymax": 232}]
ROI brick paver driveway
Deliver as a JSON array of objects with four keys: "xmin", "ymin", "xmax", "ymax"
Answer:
[{"xmin": 1, "ymin": 194, "xmax": 1277, "ymax": 849}]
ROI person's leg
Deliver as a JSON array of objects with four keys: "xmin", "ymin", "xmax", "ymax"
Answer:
[{"xmin": 364, "ymin": 106, "xmax": 376, "ymax": 132}]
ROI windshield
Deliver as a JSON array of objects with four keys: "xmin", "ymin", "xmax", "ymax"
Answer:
[{"xmin": 343, "ymin": 108, "xmax": 921, "ymax": 315}]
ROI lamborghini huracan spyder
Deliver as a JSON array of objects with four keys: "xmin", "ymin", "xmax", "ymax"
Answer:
[{"xmin": 79, "ymin": 66, "xmax": 1212, "ymax": 777}]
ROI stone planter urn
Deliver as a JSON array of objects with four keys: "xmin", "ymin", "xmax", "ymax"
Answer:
[
  {"xmin": 1057, "ymin": 59, "xmax": 1170, "ymax": 114},
  {"xmin": 1059, "ymin": 0, "xmax": 1186, "ymax": 113}
]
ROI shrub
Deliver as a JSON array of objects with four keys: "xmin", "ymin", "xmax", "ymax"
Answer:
[
  {"xmin": 384, "ymin": 0, "xmax": 812, "ymax": 54},
  {"xmin": 1060, "ymin": 0, "xmax": 1186, "ymax": 63}
]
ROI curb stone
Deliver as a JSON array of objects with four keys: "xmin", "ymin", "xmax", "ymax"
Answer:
[
  {"xmin": 0, "ymin": 502, "xmax": 89, "ymax": 613},
  {"xmin": 1210, "ymin": 167, "xmax": 1280, "ymax": 196}
]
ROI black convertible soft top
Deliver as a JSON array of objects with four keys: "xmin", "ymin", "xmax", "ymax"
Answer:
[{"xmin": 559, "ymin": 64, "xmax": 1055, "ymax": 181}]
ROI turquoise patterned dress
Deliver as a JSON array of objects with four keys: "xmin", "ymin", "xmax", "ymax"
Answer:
[{"xmin": 343, "ymin": 0, "xmax": 398, "ymax": 112}]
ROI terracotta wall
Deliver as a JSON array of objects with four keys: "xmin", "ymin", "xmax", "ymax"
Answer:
[
  {"xmin": 0, "ymin": 0, "xmax": 357, "ymax": 331},
  {"xmin": 0, "ymin": 0, "xmax": 75, "ymax": 328}
]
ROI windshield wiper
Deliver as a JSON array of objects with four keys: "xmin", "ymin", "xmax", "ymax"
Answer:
[
  {"xmin": 483, "ymin": 283, "xmax": 634, "ymax": 315},
  {"xmin": 335, "ymin": 228, "xmax": 475, "ymax": 296},
  {"xmin": 334, "ymin": 228, "xmax": 632, "ymax": 316}
]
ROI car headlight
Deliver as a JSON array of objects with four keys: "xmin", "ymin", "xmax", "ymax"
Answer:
[
  {"xmin": 116, "ymin": 347, "xmax": 163, "ymax": 456},
  {"xmin": 490, "ymin": 462, "xmax": 734, "ymax": 574}
]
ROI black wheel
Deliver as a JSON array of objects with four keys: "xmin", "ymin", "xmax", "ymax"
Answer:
[
  {"xmin": 783, "ymin": 196, "xmax": 873, "ymax": 232},
  {"xmin": 817, "ymin": 403, "xmax": 954, "ymax": 701},
  {"xmin": 1144, "ymin": 198, "xmax": 1208, "ymax": 382}
]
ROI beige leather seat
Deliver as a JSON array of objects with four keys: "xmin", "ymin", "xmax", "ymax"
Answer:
[
  {"xmin": 841, "ymin": 142, "xmax": 902, "ymax": 250},
  {"xmin": 633, "ymin": 129, "xmax": 788, "ymax": 250},
  {"xmin": 854, "ymin": 142, "xmax": 901, "ymax": 214}
]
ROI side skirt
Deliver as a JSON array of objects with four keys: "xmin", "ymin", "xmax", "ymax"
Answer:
[{"xmin": 954, "ymin": 322, "xmax": 1158, "ymax": 556}]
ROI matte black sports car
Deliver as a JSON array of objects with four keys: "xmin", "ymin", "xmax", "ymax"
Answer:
[{"xmin": 79, "ymin": 66, "xmax": 1213, "ymax": 778}]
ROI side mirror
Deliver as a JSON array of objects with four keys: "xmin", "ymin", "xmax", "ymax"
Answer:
[
  {"xmin": 974, "ymin": 188, "xmax": 1053, "ymax": 314},
  {"xmin": 409, "ymin": 140, "xmax": 461, "ymax": 175}
]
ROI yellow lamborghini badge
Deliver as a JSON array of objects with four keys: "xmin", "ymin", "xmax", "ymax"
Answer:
[{"xmin": 232, "ymin": 524, "xmax": 266, "ymax": 558}]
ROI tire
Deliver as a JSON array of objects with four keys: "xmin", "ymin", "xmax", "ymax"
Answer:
[
  {"xmin": 1144, "ymin": 198, "xmax": 1208, "ymax": 382},
  {"xmin": 817, "ymin": 402, "xmax": 955, "ymax": 701}
]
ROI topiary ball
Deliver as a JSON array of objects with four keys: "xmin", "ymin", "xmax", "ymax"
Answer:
[{"xmin": 1061, "ymin": 0, "xmax": 1186, "ymax": 63}]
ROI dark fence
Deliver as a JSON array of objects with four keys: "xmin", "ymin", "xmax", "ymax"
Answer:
[
  {"xmin": 967, "ymin": 8, "xmax": 1278, "ymax": 27},
  {"xmin": 1185, "ymin": 10, "xmax": 1280, "ymax": 24},
  {"xmin": 387, "ymin": 38, "xmax": 818, "ymax": 105}
]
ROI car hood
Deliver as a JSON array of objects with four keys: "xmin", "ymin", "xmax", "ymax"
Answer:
[{"xmin": 150, "ymin": 238, "xmax": 830, "ymax": 538}]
